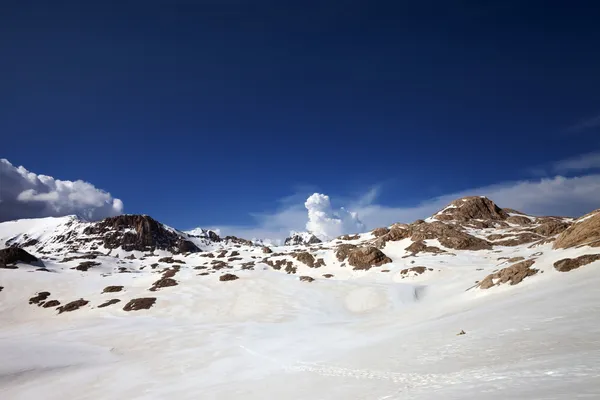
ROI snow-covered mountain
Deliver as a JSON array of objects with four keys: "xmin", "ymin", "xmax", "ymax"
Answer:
[{"xmin": 1, "ymin": 196, "xmax": 599, "ymax": 399}]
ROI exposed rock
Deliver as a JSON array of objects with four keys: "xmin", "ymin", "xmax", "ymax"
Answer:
[
  {"xmin": 371, "ymin": 227, "xmax": 390, "ymax": 238},
  {"xmin": 405, "ymin": 241, "xmax": 445, "ymax": 255},
  {"xmin": 478, "ymin": 260, "xmax": 537, "ymax": 289},
  {"xmin": 0, "ymin": 247, "xmax": 41, "ymax": 268},
  {"xmin": 284, "ymin": 232, "xmax": 322, "ymax": 246},
  {"xmin": 227, "ymin": 257, "xmax": 242, "ymax": 262},
  {"xmin": 220, "ymin": 273, "xmax": 239, "ymax": 281},
  {"xmin": 457, "ymin": 330, "xmax": 466, "ymax": 336},
  {"xmin": 72, "ymin": 261, "xmax": 101, "ymax": 271},
  {"xmin": 149, "ymin": 277, "xmax": 178, "ymax": 291},
  {"xmin": 506, "ymin": 256, "xmax": 525, "ymax": 263},
  {"xmin": 506, "ymin": 215, "xmax": 532, "ymax": 225},
  {"xmin": 314, "ymin": 258, "xmax": 326, "ymax": 268},
  {"xmin": 158, "ymin": 257, "xmax": 185, "ymax": 264},
  {"xmin": 224, "ymin": 236, "xmax": 254, "ymax": 246},
  {"xmin": 347, "ymin": 247, "xmax": 392, "ymax": 270},
  {"xmin": 29, "ymin": 291, "xmax": 51, "ymax": 305},
  {"xmin": 339, "ymin": 234, "xmax": 360, "ymax": 240},
  {"xmin": 400, "ymin": 266, "xmax": 428, "ymax": 275},
  {"xmin": 285, "ymin": 263, "xmax": 297, "ymax": 274},
  {"xmin": 83, "ymin": 215, "xmax": 199, "ymax": 254},
  {"xmin": 42, "ymin": 300, "xmax": 60, "ymax": 308},
  {"xmin": 241, "ymin": 262, "xmax": 255, "ymax": 270},
  {"xmin": 335, "ymin": 244, "xmax": 358, "ymax": 261},
  {"xmin": 554, "ymin": 254, "xmax": 600, "ymax": 272},
  {"xmin": 299, "ymin": 276, "xmax": 315, "ymax": 282},
  {"xmin": 433, "ymin": 196, "xmax": 509, "ymax": 222},
  {"xmin": 531, "ymin": 220, "xmax": 570, "ymax": 236},
  {"xmin": 373, "ymin": 226, "xmax": 409, "ymax": 248},
  {"xmin": 123, "ymin": 297, "xmax": 156, "ymax": 311},
  {"xmin": 323, "ymin": 274, "xmax": 334, "ymax": 278},
  {"xmin": 554, "ymin": 210, "xmax": 600, "ymax": 249},
  {"xmin": 58, "ymin": 299, "xmax": 89, "ymax": 313},
  {"xmin": 211, "ymin": 261, "xmax": 228, "ymax": 270},
  {"xmin": 100, "ymin": 286, "xmax": 122, "ymax": 295},
  {"xmin": 493, "ymin": 233, "xmax": 543, "ymax": 247},
  {"xmin": 0, "ymin": 286, "xmax": 3, "ymax": 292},
  {"xmin": 294, "ymin": 252, "xmax": 315, "ymax": 267},
  {"xmin": 61, "ymin": 254, "xmax": 98, "ymax": 262},
  {"xmin": 98, "ymin": 299, "xmax": 121, "ymax": 308},
  {"xmin": 216, "ymin": 250, "xmax": 227, "ymax": 258},
  {"xmin": 262, "ymin": 247, "xmax": 273, "ymax": 254},
  {"xmin": 409, "ymin": 221, "xmax": 491, "ymax": 251}
]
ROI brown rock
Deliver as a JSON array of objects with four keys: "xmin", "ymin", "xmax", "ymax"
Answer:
[
  {"xmin": 149, "ymin": 278, "xmax": 178, "ymax": 291},
  {"xmin": 72, "ymin": 261, "xmax": 100, "ymax": 271},
  {"xmin": 219, "ymin": 273, "xmax": 239, "ymax": 281},
  {"xmin": 506, "ymin": 215, "xmax": 532, "ymax": 225},
  {"xmin": 339, "ymin": 234, "xmax": 360, "ymax": 240},
  {"xmin": 532, "ymin": 220, "xmax": 570, "ymax": 236},
  {"xmin": 58, "ymin": 299, "xmax": 89, "ymax": 313},
  {"xmin": 409, "ymin": 221, "xmax": 491, "ymax": 251},
  {"xmin": 42, "ymin": 300, "xmax": 60, "ymax": 308},
  {"xmin": 433, "ymin": 196, "xmax": 509, "ymax": 222},
  {"xmin": 102, "ymin": 285, "xmax": 124, "ymax": 293},
  {"xmin": 29, "ymin": 291, "xmax": 50, "ymax": 305},
  {"xmin": 284, "ymin": 262, "xmax": 297, "ymax": 274},
  {"xmin": 98, "ymin": 299, "xmax": 121, "ymax": 308},
  {"xmin": 554, "ymin": 210, "xmax": 600, "ymax": 249},
  {"xmin": 372, "ymin": 227, "xmax": 390, "ymax": 237},
  {"xmin": 400, "ymin": 266, "xmax": 427, "ymax": 275},
  {"xmin": 299, "ymin": 276, "xmax": 315, "ymax": 282},
  {"xmin": 347, "ymin": 247, "xmax": 392, "ymax": 270},
  {"xmin": 405, "ymin": 241, "xmax": 445, "ymax": 255},
  {"xmin": 494, "ymin": 233, "xmax": 543, "ymax": 247},
  {"xmin": 335, "ymin": 244, "xmax": 358, "ymax": 261},
  {"xmin": 554, "ymin": 254, "xmax": 600, "ymax": 272},
  {"xmin": 323, "ymin": 274, "xmax": 334, "ymax": 278},
  {"xmin": 123, "ymin": 297, "xmax": 156, "ymax": 311},
  {"xmin": 294, "ymin": 252, "xmax": 315, "ymax": 267},
  {"xmin": 478, "ymin": 260, "xmax": 537, "ymax": 289},
  {"xmin": 158, "ymin": 257, "xmax": 185, "ymax": 264},
  {"xmin": 262, "ymin": 247, "xmax": 273, "ymax": 254},
  {"xmin": 314, "ymin": 258, "xmax": 326, "ymax": 268}
]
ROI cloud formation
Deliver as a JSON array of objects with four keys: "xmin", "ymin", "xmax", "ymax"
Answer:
[
  {"xmin": 305, "ymin": 193, "xmax": 365, "ymax": 240},
  {"xmin": 553, "ymin": 151, "xmax": 600, "ymax": 174},
  {"xmin": 0, "ymin": 159, "xmax": 124, "ymax": 222}
]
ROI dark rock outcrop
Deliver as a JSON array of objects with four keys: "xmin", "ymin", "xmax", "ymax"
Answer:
[
  {"xmin": 58, "ymin": 299, "xmax": 89, "ymax": 313},
  {"xmin": 42, "ymin": 300, "xmax": 60, "ymax": 308},
  {"xmin": 220, "ymin": 273, "xmax": 239, "ymax": 281},
  {"xmin": 0, "ymin": 247, "xmax": 42, "ymax": 268},
  {"xmin": 98, "ymin": 299, "xmax": 121, "ymax": 308},
  {"xmin": 102, "ymin": 285, "xmax": 124, "ymax": 293},
  {"xmin": 123, "ymin": 297, "xmax": 156, "ymax": 311},
  {"xmin": 433, "ymin": 196, "xmax": 509, "ymax": 222},
  {"xmin": 294, "ymin": 252, "xmax": 315, "ymax": 267},
  {"xmin": 299, "ymin": 276, "xmax": 315, "ymax": 282},
  {"xmin": 29, "ymin": 291, "xmax": 50, "ymax": 305},
  {"xmin": 83, "ymin": 215, "xmax": 200, "ymax": 254},
  {"xmin": 554, "ymin": 254, "xmax": 600, "ymax": 272},
  {"xmin": 478, "ymin": 260, "xmax": 537, "ymax": 289}
]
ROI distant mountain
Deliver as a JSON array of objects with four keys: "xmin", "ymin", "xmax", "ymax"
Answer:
[{"xmin": 284, "ymin": 231, "xmax": 322, "ymax": 246}]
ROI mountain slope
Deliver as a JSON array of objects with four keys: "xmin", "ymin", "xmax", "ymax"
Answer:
[{"xmin": 1, "ymin": 196, "xmax": 599, "ymax": 399}]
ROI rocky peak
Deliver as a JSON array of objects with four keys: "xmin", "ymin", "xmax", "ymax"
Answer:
[
  {"xmin": 186, "ymin": 227, "xmax": 221, "ymax": 242},
  {"xmin": 433, "ymin": 196, "xmax": 509, "ymax": 222},
  {"xmin": 83, "ymin": 214, "xmax": 200, "ymax": 254},
  {"xmin": 284, "ymin": 231, "xmax": 322, "ymax": 246}
]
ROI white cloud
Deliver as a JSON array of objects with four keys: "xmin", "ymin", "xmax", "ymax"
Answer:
[
  {"xmin": 211, "ymin": 174, "xmax": 600, "ymax": 241},
  {"xmin": 553, "ymin": 151, "xmax": 600, "ymax": 174},
  {"xmin": 305, "ymin": 193, "xmax": 365, "ymax": 240},
  {"xmin": 0, "ymin": 158, "xmax": 124, "ymax": 222}
]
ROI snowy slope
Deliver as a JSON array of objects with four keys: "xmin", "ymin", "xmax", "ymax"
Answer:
[{"xmin": 1, "ymin": 197, "xmax": 599, "ymax": 399}]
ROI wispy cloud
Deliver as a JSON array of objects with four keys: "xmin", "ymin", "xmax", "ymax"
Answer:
[
  {"xmin": 566, "ymin": 113, "xmax": 600, "ymax": 133},
  {"xmin": 553, "ymin": 151, "xmax": 600, "ymax": 174}
]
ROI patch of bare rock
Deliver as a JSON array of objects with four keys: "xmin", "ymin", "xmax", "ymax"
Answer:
[
  {"xmin": 220, "ymin": 273, "xmax": 239, "ymax": 281},
  {"xmin": 554, "ymin": 254, "xmax": 600, "ymax": 272},
  {"xmin": 478, "ymin": 260, "xmax": 538, "ymax": 289},
  {"xmin": 58, "ymin": 299, "xmax": 89, "ymax": 313},
  {"xmin": 42, "ymin": 300, "xmax": 60, "ymax": 308},
  {"xmin": 347, "ymin": 246, "xmax": 392, "ymax": 270},
  {"xmin": 29, "ymin": 291, "xmax": 51, "ymax": 305},
  {"xmin": 72, "ymin": 261, "xmax": 101, "ymax": 271},
  {"xmin": 299, "ymin": 276, "xmax": 315, "ymax": 282},
  {"xmin": 103, "ymin": 285, "xmax": 123, "ymax": 293},
  {"xmin": 0, "ymin": 247, "xmax": 42, "ymax": 268},
  {"xmin": 554, "ymin": 209, "xmax": 600, "ymax": 249},
  {"xmin": 98, "ymin": 299, "xmax": 121, "ymax": 308},
  {"xmin": 123, "ymin": 297, "xmax": 156, "ymax": 311},
  {"xmin": 400, "ymin": 266, "xmax": 433, "ymax": 276},
  {"xmin": 405, "ymin": 240, "xmax": 445, "ymax": 256},
  {"xmin": 294, "ymin": 252, "xmax": 316, "ymax": 267}
]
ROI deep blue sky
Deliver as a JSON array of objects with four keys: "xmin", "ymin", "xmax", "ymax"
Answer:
[{"xmin": 2, "ymin": 0, "xmax": 600, "ymax": 229}]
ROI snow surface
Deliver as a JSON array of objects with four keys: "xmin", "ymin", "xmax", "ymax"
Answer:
[{"xmin": 1, "ymin": 218, "xmax": 600, "ymax": 399}]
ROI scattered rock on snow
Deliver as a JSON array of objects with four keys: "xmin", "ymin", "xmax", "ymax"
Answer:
[
  {"xmin": 219, "ymin": 273, "xmax": 239, "ymax": 281},
  {"xmin": 98, "ymin": 299, "xmax": 121, "ymax": 308},
  {"xmin": 123, "ymin": 297, "xmax": 156, "ymax": 311},
  {"xmin": 58, "ymin": 299, "xmax": 89, "ymax": 313},
  {"xmin": 554, "ymin": 254, "xmax": 600, "ymax": 272},
  {"xmin": 478, "ymin": 260, "xmax": 538, "ymax": 289}
]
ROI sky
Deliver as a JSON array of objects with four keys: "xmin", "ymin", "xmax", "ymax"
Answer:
[{"xmin": 2, "ymin": 0, "xmax": 600, "ymax": 240}]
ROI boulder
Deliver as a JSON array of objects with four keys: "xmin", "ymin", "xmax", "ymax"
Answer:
[
  {"xmin": 478, "ymin": 260, "xmax": 537, "ymax": 289},
  {"xmin": 347, "ymin": 247, "xmax": 392, "ymax": 270},
  {"xmin": 554, "ymin": 210, "xmax": 600, "ymax": 249},
  {"xmin": 123, "ymin": 297, "xmax": 156, "ymax": 311},
  {"xmin": 554, "ymin": 254, "xmax": 600, "ymax": 272}
]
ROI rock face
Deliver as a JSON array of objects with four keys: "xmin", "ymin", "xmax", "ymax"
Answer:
[
  {"xmin": 219, "ymin": 273, "xmax": 239, "ymax": 281},
  {"xmin": 284, "ymin": 232, "xmax": 322, "ymax": 246},
  {"xmin": 347, "ymin": 247, "xmax": 392, "ymax": 270},
  {"xmin": 0, "ymin": 247, "xmax": 42, "ymax": 268},
  {"xmin": 294, "ymin": 252, "xmax": 315, "ymax": 267},
  {"xmin": 83, "ymin": 215, "xmax": 200, "ymax": 254},
  {"xmin": 554, "ymin": 254, "xmax": 600, "ymax": 272},
  {"xmin": 478, "ymin": 260, "xmax": 538, "ymax": 289},
  {"xmin": 554, "ymin": 210, "xmax": 600, "ymax": 249},
  {"xmin": 410, "ymin": 221, "xmax": 491, "ymax": 251},
  {"xmin": 434, "ymin": 196, "xmax": 509, "ymax": 222}
]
